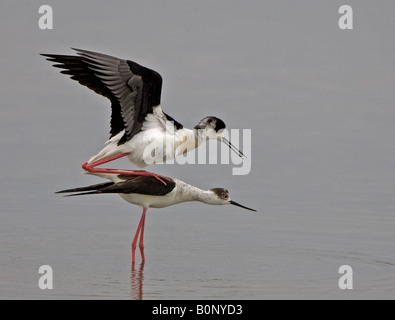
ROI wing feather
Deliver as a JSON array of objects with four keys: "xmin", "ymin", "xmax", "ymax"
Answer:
[{"xmin": 41, "ymin": 48, "xmax": 163, "ymax": 142}]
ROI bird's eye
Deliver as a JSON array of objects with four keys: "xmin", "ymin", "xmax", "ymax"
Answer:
[{"xmin": 223, "ymin": 193, "xmax": 229, "ymax": 199}]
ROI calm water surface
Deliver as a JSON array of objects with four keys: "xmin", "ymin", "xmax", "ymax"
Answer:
[{"xmin": 2, "ymin": 161, "xmax": 395, "ymax": 299}]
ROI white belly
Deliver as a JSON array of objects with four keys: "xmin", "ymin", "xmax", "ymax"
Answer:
[
  {"xmin": 124, "ymin": 129, "xmax": 174, "ymax": 168},
  {"xmin": 88, "ymin": 122, "xmax": 196, "ymax": 167},
  {"xmin": 88, "ymin": 129, "xmax": 172, "ymax": 168},
  {"xmin": 125, "ymin": 128, "xmax": 197, "ymax": 167},
  {"xmin": 119, "ymin": 190, "xmax": 179, "ymax": 209}
]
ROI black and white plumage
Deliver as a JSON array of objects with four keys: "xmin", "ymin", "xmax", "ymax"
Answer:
[
  {"xmin": 57, "ymin": 171, "xmax": 256, "ymax": 263},
  {"xmin": 42, "ymin": 49, "xmax": 244, "ymax": 173},
  {"xmin": 57, "ymin": 172, "xmax": 256, "ymax": 210}
]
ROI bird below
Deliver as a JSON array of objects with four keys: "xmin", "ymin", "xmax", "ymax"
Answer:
[
  {"xmin": 56, "ymin": 170, "xmax": 257, "ymax": 264},
  {"xmin": 42, "ymin": 49, "xmax": 245, "ymax": 184}
]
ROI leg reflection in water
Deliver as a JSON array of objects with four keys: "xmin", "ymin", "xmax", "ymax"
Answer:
[{"xmin": 130, "ymin": 262, "xmax": 145, "ymax": 300}]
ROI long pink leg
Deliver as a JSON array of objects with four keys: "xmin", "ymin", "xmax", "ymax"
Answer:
[
  {"xmin": 82, "ymin": 153, "xmax": 168, "ymax": 185},
  {"xmin": 138, "ymin": 209, "xmax": 147, "ymax": 262},
  {"xmin": 131, "ymin": 208, "xmax": 148, "ymax": 264}
]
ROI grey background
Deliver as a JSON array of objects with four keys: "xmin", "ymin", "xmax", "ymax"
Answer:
[{"xmin": 1, "ymin": 0, "xmax": 395, "ymax": 299}]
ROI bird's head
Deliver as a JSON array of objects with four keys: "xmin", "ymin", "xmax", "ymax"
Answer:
[
  {"xmin": 194, "ymin": 116, "xmax": 245, "ymax": 159},
  {"xmin": 207, "ymin": 188, "xmax": 257, "ymax": 212},
  {"xmin": 194, "ymin": 116, "xmax": 226, "ymax": 140}
]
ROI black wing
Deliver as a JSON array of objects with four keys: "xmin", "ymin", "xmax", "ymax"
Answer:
[
  {"xmin": 56, "ymin": 181, "xmax": 115, "ymax": 194},
  {"xmin": 101, "ymin": 175, "xmax": 176, "ymax": 196},
  {"xmin": 41, "ymin": 48, "xmax": 163, "ymax": 142},
  {"xmin": 57, "ymin": 175, "xmax": 176, "ymax": 197}
]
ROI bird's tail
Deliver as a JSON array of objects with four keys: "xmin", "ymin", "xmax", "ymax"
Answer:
[
  {"xmin": 87, "ymin": 131, "xmax": 126, "ymax": 164},
  {"xmin": 55, "ymin": 182, "xmax": 114, "ymax": 197}
]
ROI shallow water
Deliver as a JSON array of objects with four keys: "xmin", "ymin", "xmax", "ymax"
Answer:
[
  {"xmin": 1, "ymin": 1, "xmax": 395, "ymax": 299},
  {"xmin": 2, "ymin": 173, "xmax": 395, "ymax": 299}
]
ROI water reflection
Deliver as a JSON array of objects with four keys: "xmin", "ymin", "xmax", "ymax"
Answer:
[{"xmin": 130, "ymin": 262, "xmax": 145, "ymax": 300}]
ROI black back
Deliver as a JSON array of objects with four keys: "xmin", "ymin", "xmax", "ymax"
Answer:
[
  {"xmin": 104, "ymin": 175, "xmax": 176, "ymax": 196},
  {"xmin": 56, "ymin": 175, "xmax": 176, "ymax": 197}
]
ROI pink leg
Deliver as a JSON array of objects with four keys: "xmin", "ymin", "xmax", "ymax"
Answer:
[
  {"xmin": 83, "ymin": 152, "xmax": 131, "ymax": 169},
  {"xmin": 131, "ymin": 208, "xmax": 148, "ymax": 264},
  {"xmin": 82, "ymin": 153, "xmax": 168, "ymax": 185},
  {"xmin": 139, "ymin": 209, "xmax": 147, "ymax": 262}
]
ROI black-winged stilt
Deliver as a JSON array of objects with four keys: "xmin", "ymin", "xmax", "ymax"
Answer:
[
  {"xmin": 42, "ymin": 49, "xmax": 245, "ymax": 183},
  {"xmin": 56, "ymin": 171, "xmax": 256, "ymax": 263}
]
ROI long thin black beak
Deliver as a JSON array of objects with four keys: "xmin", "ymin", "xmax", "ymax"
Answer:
[
  {"xmin": 230, "ymin": 200, "xmax": 257, "ymax": 212},
  {"xmin": 222, "ymin": 137, "xmax": 246, "ymax": 159}
]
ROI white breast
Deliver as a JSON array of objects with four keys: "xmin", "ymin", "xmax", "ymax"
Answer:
[
  {"xmin": 89, "ymin": 105, "xmax": 197, "ymax": 167},
  {"xmin": 125, "ymin": 110, "xmax": 196, "ymax": 167},
  {"xmin": 119, "ymin": 189, "xmax": 179, "ymax": 209}
]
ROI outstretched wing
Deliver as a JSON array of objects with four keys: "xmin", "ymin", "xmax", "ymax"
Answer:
[{"xmin": 41, "ymin": 48, "xmax": 163, "ymax": 142}]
